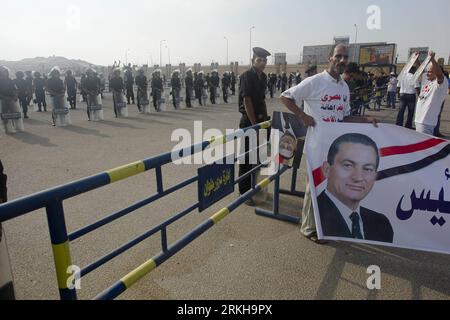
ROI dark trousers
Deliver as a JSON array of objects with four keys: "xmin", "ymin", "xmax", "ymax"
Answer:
[
  {"xmin": 238, "ymin": 117, "xmax": 253, "ymax": 195},
  {"xmin": 238, "ymin": 116, "xmax": 270, "ymax": 195},
  {"xmin": 67, "ymin": 90, "xmax": 76, "ymax": 109},
  {"xmin": 19, "ymin": 97, "xmax": 28, "ymax": 116},
  {"xmin": 222, "ymin": 88, "xmax": 228, "ymax": 103},
  {"xmin": 231, "ymin": 84, "xmax": 236, "ymax": 95},
  {"xmin": 210, "ymin": 87, "xmax": 216, "ymax": 104},
  {"xmin": 126, "ymin": 86, "xmax": 134, "ymax": 104},
  {"xmin": 35, "ymin": 91, "xmax": 47, "ymax": 111},
  {"xmin": 396, "ymin": 94, "xmax": 416, "ymax": 129},
  {"xmin": 186, "ymin": 88, "xmax": 192, "ymax": 107},
  {"xmin": 152, "ymin": 92, "xmax": 158, "ymax": 109},
  {"xmin": 387, "ymin": 91, "xmax": 396, "ymax": 108}
]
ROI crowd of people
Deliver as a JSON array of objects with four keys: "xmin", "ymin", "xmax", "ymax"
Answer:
[{"xmin": 1, "ymin": 54, "xmax": 449, "ymax": 133}]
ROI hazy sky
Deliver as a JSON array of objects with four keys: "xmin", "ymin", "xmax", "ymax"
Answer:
[{"xmin": 1, "ymin": 0, "xmax": 449, "ymax": 66}]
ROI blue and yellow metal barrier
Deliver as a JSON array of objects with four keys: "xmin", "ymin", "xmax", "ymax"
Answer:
[{"xmin": 0, "ymin": 120, "xmax": 288, "ymax": 300}]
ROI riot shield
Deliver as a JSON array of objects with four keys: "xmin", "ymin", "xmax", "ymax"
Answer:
[
  {"xmin": 87, "ymin": 93, "xmax": 104, "ymax": 121},
  {"xmin": 0, "ymin": 98, "xmax": 24, "ymax": 133}
]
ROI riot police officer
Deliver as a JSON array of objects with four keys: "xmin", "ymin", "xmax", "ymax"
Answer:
[
  {"xmin": 230, "ymin": 71, "xmax": 237, "ymax": 95},
  {"xmin": 151, "ymin": 70, "xmax": 164, "ymax": 111},
  {"xmin": 124, "ymin": 65, "xmax": 135, "ymax": 104},
  {"xmin": 109, "ymin": 68, "xmax": 125, "ymax": 117},
  {"xmin": 238, "ymin": 47, "xmax": 271, "ymax": 204},
  {"xmin": 195, "ymin": 71, "xmax": 205, "ymax": 106},
  {"xmin": 33, "ymin": 72, "xmax": 47, "ymax": 112},
  {"xmin": 64, "ymin": 70, "xmax": 77, "ymax": 109},
  {"xmin": 209, "ymin": 70, "xmax": 220, "ymax": 104},
  {"xmin": 14, "ymin": 71, "xmax": 29, "ymax": 118},
  {"xmin": 185, "ymin": 68, "xmax": 194, "ymax": 108},
  {"xmin": 221, "ymin": 71, "xmax": 231, "ymax": 103},
  {"xmin": 135, "ymin": 68, "xmax": 148, "ymax": 112},
  {"xmin": 170, "ymin": 70, "xmax": 182, "ymax": 109},
  {"xmin": 84, "ymin": 69, "xmax": 101, "ymax": 120}
]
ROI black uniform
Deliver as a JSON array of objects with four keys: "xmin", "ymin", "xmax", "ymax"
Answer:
[
  {"xmin": 135, "ymin": 74, "xmax": 148, "ymax": 111},
  {"xmin": 64, "ymin": 75, "xmax": 77, "ymax": 109},
  {"xmin": 46, "ymin": 77, "xmax": 65, "ymax": 125},
  {"xmin": 33, "ymin": 77, "xmax": 47, "ymax": 111},
  {"xmin": 170, "ymin": 76, "xmax": 181, "ymax": 109},
  {"xmin": 14, "ymin": 78, "xmax": 29, "ymax": 118},
  {"xmin": 25, "ymin": 75, "xmax": 33, "ymax": 107},
  {"xmin": 209, "ymin": 73, "xmax": 220, "ymax": 104},
  {"xmin": 230, "ymin": 73, "xmax": 236, "ymax": 95},
  {"xmin": 80, "ymin": 74, "xmax": 87, "ymax": 102},
  {"xmin": 109, "ymin": 76, "xmax": 124, "ymax": 117},
  {"xmin": 194, "ymin": 76, "xmax": 204, "ymax": 106},
  {"xmin": 221, "ymin": 74, "xmax": 230, "ymax": 103},
  {"xmin": 268, "ymin": 74, "xmax": 277, "ymax": 98},
  {"xmin": 151, "ymin": 76, "xmax": 164, "ymax": 110},
  {"xmin": 238, "ymin": 66, "xmax": 269, "ymax": 195},
  {"xmin": 281, "ymin": 74, "xmax": 288, "ymax": 92},
  {"xmin": 124, "ymin": 69, "xmax": 135, "ymax": 104},
  {"xmin": 185, "ymin": 73, "xmax": 194, "ymax": 108}
]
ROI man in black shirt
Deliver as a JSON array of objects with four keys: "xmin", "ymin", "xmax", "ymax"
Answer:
[
  {"xmin": 185, "ymin": 69, "xmax": 194, "ymax": 108},
  {"xmin": 64, "ymin": 70, "xmax": 77, "ymax": 109},
  {"xmin": 238, "ymin": 47, "xmax": 271, "ymax": 204},
  {"xmin": 33, "ymin": 72, "xmax": 47, "ymax": 112}
]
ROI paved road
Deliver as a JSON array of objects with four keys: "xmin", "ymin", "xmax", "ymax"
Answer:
[{"xmin": 1, "ymin": 91, "xmax": 450, "ymax": 300}]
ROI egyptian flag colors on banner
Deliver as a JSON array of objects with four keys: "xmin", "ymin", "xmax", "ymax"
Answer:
[{"xmin": 305, "ymin": 123, "xmax": 450, "ymax": 254}]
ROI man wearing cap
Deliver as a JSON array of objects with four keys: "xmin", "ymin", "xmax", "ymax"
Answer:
[
  {"xmin": 280, "ymin": 44, "xmax": 378, "ymax": 244},
  {"xmin": 238, "ymin": 47, "xmax": 271, "ymax": 205}
]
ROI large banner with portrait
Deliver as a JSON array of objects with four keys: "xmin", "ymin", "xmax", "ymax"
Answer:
[
  {"xmin": 305, "ymin": 123, "xmax": 450, "ymax": 254},
  {"xmin": 359, "ymin": 44, "xmax": 396, "ymax": 65}
]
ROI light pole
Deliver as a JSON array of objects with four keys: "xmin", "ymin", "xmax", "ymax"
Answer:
[
  {"xmin": 224, "ymin": 36, "xmax": 229, "ymax": 66},
  {"xmin": 249, "ymin": 26, "xmax": 255, "ymax": 65},
  {"xmin": 159, "ymin": 40, "xmax": 166, "ymax": 67},
  {"xmin": 166, "ymin": 46, "xmax": 171, "ymax": 65},
  {"xmin": 125, "ymin": 48, "xmax": 130, "ymax": 66},
  {"xmin": 354, "ymin": 24, "xmax": 358, "ymax": 44}
]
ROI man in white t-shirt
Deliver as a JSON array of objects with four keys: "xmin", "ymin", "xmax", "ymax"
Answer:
[
  {"xmin": 387, "ymin": 72, "xmax": 398, "ymax": 108},
  {"xmin": 414, "ymin": 52, "xmax": 448, "ymax": 135},
  {"xmin": 280, "ymin": 44, "xmax": 378, "ymax": 244},
  {"xmin": 396, "ymin": 66, "xmax": 421, "ymax": 129}
]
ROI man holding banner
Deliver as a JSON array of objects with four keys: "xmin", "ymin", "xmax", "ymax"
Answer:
[
  {"xmin": 280, "ymin": 44, "xmax": 378, "ymax": 243},
  {"xmin": 414, "ymin": 52, "xmax": 448, "ymax": 135}
]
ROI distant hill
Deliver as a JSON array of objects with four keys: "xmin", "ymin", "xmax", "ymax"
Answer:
[{"xmin": 0, "ymin": 56, "xmax": 106, "ymax": 76}]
